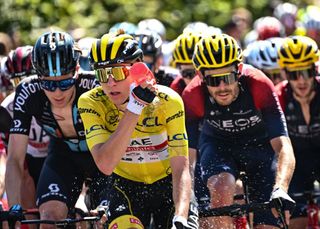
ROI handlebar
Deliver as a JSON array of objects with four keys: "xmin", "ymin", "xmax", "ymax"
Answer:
[{"xmin": 199, "ymin": 200, "xmax": 289, "ymax": 229}]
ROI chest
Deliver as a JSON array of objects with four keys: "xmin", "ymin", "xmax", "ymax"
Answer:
[{"xmin": 51, "ymin": 106, "xmax": 77, "ymax": 138}]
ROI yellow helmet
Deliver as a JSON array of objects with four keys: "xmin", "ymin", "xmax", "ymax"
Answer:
[
  {"xmin": 278, "ymin": 35, "xmax": 320, "ymax": 69},
  {"xmin": 90, "ymin": 32, "xmax": 143, "ymax": 69},
  {"xmin": 172, "ymin": 31, "xmax": 203, "ymax": 64},
  {"xmin": 193, "ymin": 33, "xmax": 242, "ymax": 70}
]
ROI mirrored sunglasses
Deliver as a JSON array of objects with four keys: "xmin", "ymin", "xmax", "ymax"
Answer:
[
  {"xmin": 95, "ymin": 66, "xmax": 130, "ymax": 83},
  {"xmin": 204, "ymin": 71, "xmax": 238, "ymax": 87},
  {"xmin": 40, "ymin": 78, "xmax": 76, "ymax": 92}
]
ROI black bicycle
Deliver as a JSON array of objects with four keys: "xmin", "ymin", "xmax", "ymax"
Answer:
[{"xmin": 0, "ymin": 207, "xmax": 106, "ymax": 229}]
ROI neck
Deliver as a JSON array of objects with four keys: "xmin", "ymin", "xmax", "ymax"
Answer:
[{"xmin": 293, "ymin": 90, "xmax": 315, "ymax": 105}]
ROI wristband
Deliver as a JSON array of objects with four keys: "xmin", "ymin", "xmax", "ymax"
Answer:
[
  {"xmin": 173, "ymin": 215, "xmax": 188, "ymax": 226},
  {"xmin": 126, "ymin": 84, "xmax": 146, "ymax": 115}
]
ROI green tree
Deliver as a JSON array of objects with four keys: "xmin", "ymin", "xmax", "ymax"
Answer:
[{"xmin": 0, "ymin": 0, "xmax": 313, "ymax": 45}]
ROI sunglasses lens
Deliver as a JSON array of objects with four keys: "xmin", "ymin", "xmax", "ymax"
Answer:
[
  {"xmin": 40, "ymin": 78, "xmax": 76, "ymax": 92},
  {"xmin": 265, "ymin": 72, "xmax": 281, "ymax": 81},
  {"xmin": 205, "ymin": 72, "xmax": 238, "ymax": 87},
  {"xmin": 286, "ymin": 68, "xmax": 315, "ymax": 80},
  {"xmin": 59, "ymin": 78, "xmax": 76, "ymax": 91},
  {"xmin": 181, "ymin": 69, "xmax": 196, "ymax": 79},
  {"xmin": 95, "ymin": 67, "xmax": 129, "ymax": 83}
]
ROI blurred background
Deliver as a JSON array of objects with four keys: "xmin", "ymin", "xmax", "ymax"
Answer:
[{"xmin": 1, "ymin": 0, "xmax": 319, "ymax": 46}]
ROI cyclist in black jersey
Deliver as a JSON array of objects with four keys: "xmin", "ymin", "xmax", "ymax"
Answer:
[
  {"xmin": 5, "ymin": 31, "xmax": 108, "ymax": 228},
  {"xmin": 183, "ymin": 33, "xmax": 296, "ymax": 228},
  {"xmin": 133, "ymin": 29, "xmax": 177, "ymax": 87},
  {"xmin": 276, "ymin": 35, "xmax": 320, "ymax": 229}
]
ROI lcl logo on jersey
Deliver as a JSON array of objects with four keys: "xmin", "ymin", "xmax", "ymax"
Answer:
[
  {"xmin": 168, "ymin": 133, "xmax": 188, "ymax": 141},
  {"xmin": 48, "ymin": 184, "xmax": 60, "ymax": 193}
]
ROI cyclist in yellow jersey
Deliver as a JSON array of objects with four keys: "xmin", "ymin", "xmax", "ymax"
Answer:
[{"xmin": 78, "ymin": 30, "xmax": 193, "ymax": 229}]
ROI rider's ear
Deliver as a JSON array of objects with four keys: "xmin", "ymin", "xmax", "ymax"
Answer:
[{"xmin": 237, "ymin": 62, "xmax": 243, "ymax": 76}]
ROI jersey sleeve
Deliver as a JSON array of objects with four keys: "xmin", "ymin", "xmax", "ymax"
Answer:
[
  {"xmin": 245, "ymin": 66, "xmax": 288, "ymax": 139},
  {"xmin": 10, "ymin": 82, "xmax": 36, "ymax": 135},
  {"xmin": 274, "ymin": 80, "xmax": 289, "ymax": 111},
  {"xmin": 78, "ymin": 88, "xmax": 112, "ymax": 151},
  {"xmin": 182, "ymin": 75, "xmax": 205, "ymax": 120},
  {"xmin": 163, "ymin": 88, "xmax": 188, "ymax": 158}
]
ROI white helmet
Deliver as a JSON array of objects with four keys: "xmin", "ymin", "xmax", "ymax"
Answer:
[{"xmin": 138, "ymin": 19, "xmax": 166, "ymax": 39}]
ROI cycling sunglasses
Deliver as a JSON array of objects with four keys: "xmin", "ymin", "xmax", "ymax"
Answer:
[
  {"xmin": 204, "ymin": 71, "xmax": 238, "ymax": 87},
  {"xmin": 95, "ymin": 66, "xmax": 130, "ymax": 83},
  {"xmin": 264, "ymin": 70, "xmax": 282, "ymax": 82},
  {"xmin": 181, "ymin": 69, "xmax": 196, "ymax": 79},
  {"xmin": 285, "ymin": 67, "xmax": 316, "ymax": 81},
  {"xmin": 40, "ymin": 77, "xmax": 76, "ymax": 92}
]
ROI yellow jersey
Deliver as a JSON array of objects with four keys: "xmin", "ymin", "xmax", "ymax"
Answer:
[{"xmin": 78, "ymin": 85, "xmax": 188, "ymax": 184}]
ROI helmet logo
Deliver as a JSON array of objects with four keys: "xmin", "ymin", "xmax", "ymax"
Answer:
[{"xmin": 50, "ymin": 43, "xmax": 56, "ymax": 51}]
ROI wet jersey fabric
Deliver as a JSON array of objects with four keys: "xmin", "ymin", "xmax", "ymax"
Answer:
[
  {"xmin": 10, "ymin": 74, "xmax": 99, "ymax": 153},
  {"xmin": 182, "ymin": 64, "xmax": 288, "ymax": 146},
  {"xmin": 276, "ymin": 78, "xmax": 320, "ymax": 218},
  {"xmin": 2, "ymin": 92, "xmax": 49, "ymax": 157},
  {"xmin": 78, "ymin": 85, "xmax": 188, "ymax": 184}
]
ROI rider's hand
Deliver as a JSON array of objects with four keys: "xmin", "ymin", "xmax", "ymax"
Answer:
[
  {"xmin": 171, "ymin": 215, "xmax": 189, "ymax": 229},
  {"xmin": 90, "ymin": 205, "xmax": 108, "ymax": 229},
  {"xmin": 270, "ymin": 187, "xmax": 295, "ymax": 226},
  {"xmin": 126, "ymin": 83, "xmax": 156, "ymax": 115},
  {"xmin": 7, "ymin": 204, "xmax": 23, "ymax": 228}
]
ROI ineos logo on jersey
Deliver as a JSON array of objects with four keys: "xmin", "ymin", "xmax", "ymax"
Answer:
[
  {"xmin": 207, "ymin": 115, "xmax": 261, "ymax": 131},
  {"xmin": 48, "ymin": 183, "xmax": 60, "ymax": 193}
]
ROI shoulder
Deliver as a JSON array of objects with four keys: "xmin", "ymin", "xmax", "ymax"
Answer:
[
  {"xmin": 76, "ymin": 73, "xmax": 100, "ymax": 91},
  {"xmin": 78, "ymin": 86, "xmax": 107, "ymax": 106},
  {"xmin": 274, "ymin": 80, "xmax": 289, "ymax": 96},
  {"xmin": 182, "ymin": 75, "xmax": 205, "ymax": 118},
  {"xmin": 156, "ymin": 84, "xmax": 183, "ymax": 104},
  {"xmin": 1, "ymin": 92, "xmax": 15, "ymax": 108},
  {"xmin": 240, "ymin": 64, "xmax": 275, "ymax": 90},
  {"xmin": 14, "ymin": 77, "xmax": 43, "ymax": 102}
]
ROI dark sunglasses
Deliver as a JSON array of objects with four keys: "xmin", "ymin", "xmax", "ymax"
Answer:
[
  {"xmin": 285, "ymin": 68, "xmax": 316, "ymax": 81},
  {"xmin": 181, "ymin": 69, "xmax": 196, "ymax": 79},
  {"xmin": 40, "ymin": 77, "xmax": 76, "ymax": 92},
  {"xmin": 204, "ymin": 71, "xmax": 238, "ymax": 87},
  {"xmin": 264, "ymin": 71, "xmax": 282, "ymax": 82},
  {"xmin": 95, "ymin": 66, "xmax": 130, "ymax": 83}
]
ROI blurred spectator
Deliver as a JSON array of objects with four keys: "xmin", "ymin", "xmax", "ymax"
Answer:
[
  {"xmin": 273, "ymin": 2, "xmax": 298, "ymax": 36},
  {"xmin": 0, "ymin": 33, "xmax": 13, "ymax": 57}
]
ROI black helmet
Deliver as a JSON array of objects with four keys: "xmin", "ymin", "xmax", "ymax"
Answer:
[
  {"xmin": 32, "ymin": 31, "xmax": 81, "ymax": 77},
  {"xmin": 133, "ymin": 29, "xmax": 162, "ymax": 58}
]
